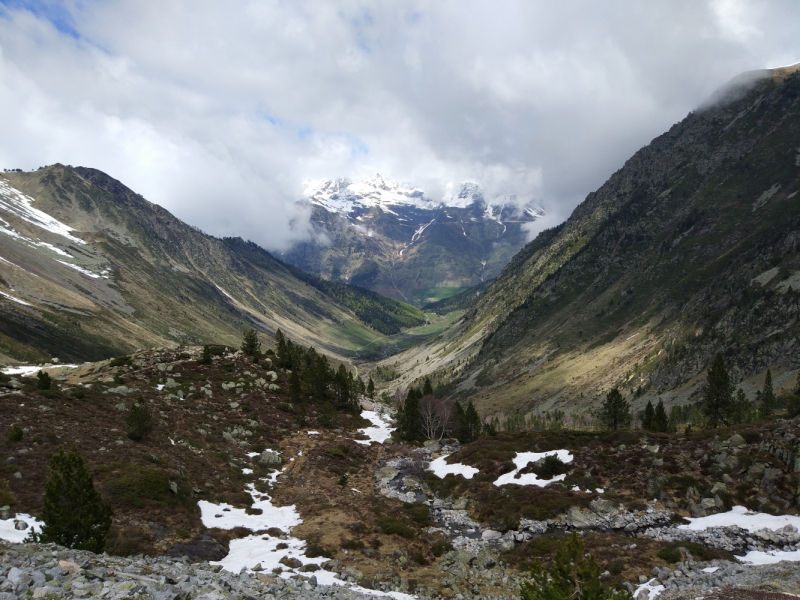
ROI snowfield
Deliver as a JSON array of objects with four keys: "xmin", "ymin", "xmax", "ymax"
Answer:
[
  {"xmin": 493, "ymin": 450, "xmax": 573, "ymax": 487},
  {"xmin": 0, "ymin": 179, "xmax": 85, "ymax": 245},
  {"xmin": 678, "ymin": 505, "xmax": 800, "ymax": 533},
  {"xmin": 0, "ymin": 513, "xmax": 42, "ymax": 543},
  {"xmin": 428, "ymin": 455, "xmax": 479, "ymax": 480},
  {"xmin": 355, "ymin": 410, "xmax": 395, "ymax": 445}
]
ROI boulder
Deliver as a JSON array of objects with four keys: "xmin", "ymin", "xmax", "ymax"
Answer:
[
  {"xmin": 700, "ymin": 498, "xmax": 717, "ymax": 510},
  {"xmin": 590, "ymin": 498, "xmax": 619, "ymax": 516},
  {"xmin": 566, "ymin": 507, "xmax": 597, "ymax": 528},
  {"xmin": 481, "ymin": 529, "xmax": 502, "ymax": 541},
  {"xmin": 710, "ymin": 482, "xmax": 727, "ymax": 495},
  {"xmin": 728, "ymin": 434, "xmax": 746, "ymax": 447}
]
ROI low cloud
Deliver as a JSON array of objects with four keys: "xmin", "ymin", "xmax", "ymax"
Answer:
[{"xmin": 0, "ymin": 1, "xmax": 797, "ymax": 252}]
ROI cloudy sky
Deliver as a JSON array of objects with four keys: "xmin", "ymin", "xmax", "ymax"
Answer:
[{"xmin": 0, "ymin": 1, "xmax": 798, "ymax": 250}]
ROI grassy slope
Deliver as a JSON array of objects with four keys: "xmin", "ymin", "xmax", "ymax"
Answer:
[
  {"xmin": 372, "ymin": 66, "xmax": 800, "ymax": 418},
  {"xmin": 0, "ymin": 166, "xmax": 414, "ymax": 362}
]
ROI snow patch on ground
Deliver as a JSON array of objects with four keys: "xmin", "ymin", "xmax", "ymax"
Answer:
[
  {"xmin": 493, "ymin": 450, "xmax": 573, "ymax": 487},
  {"xmin": 635, "ymin": 578, "xmax": 665, "ymax": 600},
  {"xmin": 355, "ymin": 410, "xmax": 395, "ymax": 445},
  {"xmin": 57, "ymin": 260, "xmax": 100, "ymax": 278},
  {"xmin": 678, "ymin": 505, "xmax": 800, "ymax": 533},
  {"xmin": 0, "ymin": 291, "xmax": 31, "ymax": 306},
  {"xmin": 0, "ymin": 179, "xmax": 86, "ymax": 245},
  {"xmin": 201, "ymin": 451, "xmax": 415, "ymax": 599},
  {"xmin": 428, "ymin": 455, "xmax": 479, "ymax": 480},
  {"xmin": 740, "ymin": 549, "xmax": 800, "ymax": 565},
  {"xmin": 0, "ymin": 513, "xmax": 43, "ymax": 543},
  {"xmin": 2, "ymin": 364, "xmax": 79, "ymax": 376}
]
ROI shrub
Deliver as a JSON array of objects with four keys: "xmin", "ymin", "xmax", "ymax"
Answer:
[
  {"xmin": 431, "ymin": 539, "xmax": 453, "ymax": 557},
  {"xmin": 109, "ymin": 356, "xmax": 131, "ymax": 367},
  {"xmin": 197, "ymin": 345, "xmax": 212, "ymax": 365},
  {"xmin": 657, "ymin": 546, "xmax": 681, "ymax": 563},
  {"xmin": 126, "ymin": 399, "xmax": 153, "ymax": 441},
  {"xmin": 38, "ymin": 446, "xmax": 113, "ymax": 553},
  {"xmin": 103, "ymin": 465, "xmax": 172, "ymax": 508},
  {"xmin": 36, "ymin": 370, "xmax": 51, "ymax": 390},
  {"xmin": 403, "ymin": 503, "xmax": 431, "ymax": 526},
  {"xmin": 520, "ymin": 531, "xmax": 631, "ymax": 600},
  {"xmin": 341, "ymin": 538, "xmax": 365, "ymax": 550},
  {"xmin": 306, "ymin": 544, "xmax": 333, "ymax": 559},
  {"xmin": 537, "ymin": 455, "xmax": 568, "ymax": 479},
  {"xmin": 7, "ymin": 425, "xmax": 23, "ymax": 443},
  {"xmin": 377, "ymin": 515, "xmax": 414, "ymax": 538}
]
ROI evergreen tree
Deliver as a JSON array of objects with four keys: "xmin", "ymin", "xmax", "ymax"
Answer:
[
  {"xmin": 289, "ymin": 368, "xmax": 302, "ymax": 403},
  {"xmin": 598, "ymin": 388, "xmax": 631, "ymax": 430},
  {"xmin": 397, "ymin": 387, "xmax": 422, "ymax": 441},
  {"xmin": 423, "ymin": 378, "xmax": 434, "ymax": 396},
  {"xmin": 731, "ymin": 388, "xmax": 755, "ymax": 424},
  {"xmin": 197, "ymin": 345, "xmax": 212, "ymax": 365},
  {"xmin": 702, "ymin": 353, "xmax": 734, "ymax": 428},
  {"xmin": 126, "ymin": 398, "xmax": 153, "ymax": 441},
  {"xmin": 367, "ymin": 377, "xmax": 375, "ymax": 399},
  {"xmin": 653, "ymin": 399, "xmax": 669, "ymax": 433},
  {"xmin": 520, "ymin": 530, "xmax": 631, "ymax": 600},
  {"xmin": 39, "ymin": 446, "xmax": 113, "ymax": 553},
  {"xmin": 759, "ymin": 369, "xmax": 776, "ymax": 419},
  {"xmin": 642, "ymin": 400, "xmax": 655, "ymax": 431},
  {"xmin": 241, "ymin": 328, "xmax": 261, "ymax": 360},
  {"xmin": 37, "ymin": 370, "xmax": 51, "ymax": 390}
]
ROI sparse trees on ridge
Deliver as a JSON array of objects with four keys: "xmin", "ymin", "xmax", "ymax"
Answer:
[{"xmin": 241, "ymin": 328, "xmax": 261, "ymax": 360}]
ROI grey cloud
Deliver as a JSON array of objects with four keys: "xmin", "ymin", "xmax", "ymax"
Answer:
[{"xmin": 0, "ymin": 0, "xmax": 798, "ymax": 251}]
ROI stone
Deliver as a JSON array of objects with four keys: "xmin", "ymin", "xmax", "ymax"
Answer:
[
  {"xmin": 710, "ymin": 482, "xmax": 727, "ymax": 495},
  {"xmin": 0, "ymin": 505, "xmax": 10, "ymax": 519},
  {"xmin": 169, "ymin": 481, "xmax": 178, "ymax": 494},
  {"xmin": 58, "ymin": 561, "xmax": 81, "ymax": 575},
  {"xmin": 481, "ymin": 529, "xmax": 502, "ymax": 541},
  {"xmin": 590, "ymin": 498, "xmax": 619, "ymax": 516},
  {"xmin": 566, "ymin": 507, "xmax": 597, "ymax": 528},
  {"xmin": 646, "ymin": 445, "xmax": 660, "ymax": 454},
  {"xmin": 13, "ymin": 519, "xmax": 27, "ymax": 530},
  {"xmin": 700, "ymin": 498, "xmax": 717, "ymax": 510},
  {"xmin": 728, "ymin": 434, "xmax": 746, "ymax": 447}
]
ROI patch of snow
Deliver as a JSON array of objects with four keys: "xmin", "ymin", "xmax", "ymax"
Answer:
[
  {"xmin": 739, "ymin": 549, "xmax": 800, "ymax": 565},
  {"xmin": 701, "ymin": 566, "xmax": 719, "ymax": 573},
  {"xmin": 0, "ymin": 513, "xmax": 43, "ymax": 543},
  {"xmin": 56, "ymin": 260, "xmax": 100, "ymax": 278},
  {"xmin": 635, "ymin": 578, "xmax": 665, "ymax": 600},
  {"xmin": 411, "ymin": 219, "xmax": 435, "ymax": 243},
  {"xmin": 0, "ymin": 291, "xmax": 31, "ymax": 306},
  {"xmin": 493, "ymin": 450, "xmax": 573, "ymax": 487},
  {"xmin": 156, "ymin": 384, "xmax": 165, "ymax": 391},
  {"xmin": 169, "ymin": 438, "xmax": 176, "ymax": 446},
  {"xmin": 428, "ymin": 455, "xmax": 479, "ymax": 480},
  {"xmin": 351, "ymin": 488, "xmax": 362, "ymax": 494},
  {"xmin": 678, "ymin": 505, "xmax": 800, "ymax": 533},
  {"xmin": 242, "ymin": 468, "xmax": 253, "ymax": 475},
  {"xmin": 306, "ymin": 431, "xmax": 320, "ymax": 435},
  {"xmin": 355, "ymin": 410, "xmax": 395, "ymax": 445},
  {"xmin": 0, "ymin": 179, "xmax": 86, "ymax": 245},
  {"xmin": 246, "ymin": 451, "xmax": 260, "ymax": 457}
]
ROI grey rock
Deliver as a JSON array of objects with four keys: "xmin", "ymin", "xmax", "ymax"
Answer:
[
  {"xmin": 258, "ymin": 450, "xmax": 282, "ymax": 467},
  {"xmin": 481, "ymin": 530, "xmax": 502, "ymax": 541}
]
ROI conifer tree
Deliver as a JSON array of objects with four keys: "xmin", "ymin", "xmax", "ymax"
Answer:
[
  {"xmin": 367, "ymin": 377, "xmax": 375, "ymax": 399},
  {"xmin": 759, "ymin": 369, "xmax": 776, "ymax": 419},
  {"xmin": 520, "ymin": 530, "xmax": 631, "ymax": 600},
  {"xmin": 598, "ymin": 388, "xmax": 631, "ymax": 430},
  {"xmin": 702, "ymin": 353, "xmax": 734, "ymax": 428},
  {"xmin": 653, "ymin": 399, "xmax": 669, "ymax": 433},
  {"xmin": 397, "ymin": 387, "xmax": 422, "ymax": 441},
  {"xmin": 126, "ymin": 398, "xmax": 153, "ymax": 441},
  {"xmin": 37, "ymin": 370, "xmax": 51, "ymax": 390},
  {"xmin": 241, "ymin": 328, "xmax": 261, "ymax": 360},
  {"xmin": 289, "ymin": 368, "xmax": 302, "ymax": 403},
  {"xmin": 39, "ymin": 446, "xmax": 112, "ymax": 553},
  {"xmin": 731, "ymin": 388, "xmax": 755, "ymax": 424},
  {"xmin": 197, "ymin": 345, "xmax": 212, "ymax": 365},
  {"xmin": 423, "ymin": 378, "xmax": 434, "ymax": 396},
  {"xmin": 642, "ymin": 400, "xmax": 655, "ymax": 431}
]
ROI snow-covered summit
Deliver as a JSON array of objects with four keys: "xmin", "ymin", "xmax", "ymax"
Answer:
[{"xmin": 303, "ymin": 175, "xmax": 496, "ymax": 214}]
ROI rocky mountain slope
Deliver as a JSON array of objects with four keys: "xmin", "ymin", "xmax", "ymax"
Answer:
[
  {"xmin": 0, "ymin": 166, "xmax": 425, "ymax": 364},
  {"xmin": 374, "ymin": 63, "xmax": 800, "ymax": 420},
  {"xmin": 283, "ymin": 175, "xmax": 543, "ymax": 306},
  {"xmin": 3, "ymin": 347, "xmax": 800, "ymax": 599}
]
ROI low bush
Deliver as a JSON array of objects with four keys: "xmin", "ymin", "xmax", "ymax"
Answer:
[{"xmin": 377, "ymin": 515, "xmax": 414, "ymax": 538}]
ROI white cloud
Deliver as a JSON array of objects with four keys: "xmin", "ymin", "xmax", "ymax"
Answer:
[{"xmin": 0, "ymin": 0, "xmax": 798, "ymax": 251}]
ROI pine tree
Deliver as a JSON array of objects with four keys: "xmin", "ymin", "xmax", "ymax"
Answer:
[
  {"xmin": 598, "ymin": 388, "xmax": 631, "ymax": 430},
  {"xmin": 520, "ymin": 530, "xmax": 631, "ymax": 600},
  {"xmin": 37, "ymin": 371, "xmax": 51, "ymax": 390},
  {"xmin": 702, "ymin": 353, "xmax": 734, "ymax": 428},
  {"xmin": 423, "ymin": 378, "xmax": 434, "ymax": 396},
  {"xmin": 289, "ymin": 368, "xmax": 302, "ymax": 403},
  {"xmin": 653, "ymin": 399, "xmax": 669, "ymax": 433},
  {"xmin": 241, "ymin": 328, "xmax": 261, "ymax": 360},
  {"xmin": 642, "ymin": 400, "xmax": 655, "ymax": 431},
  {"xmin": 126, "ymin": 398, "xmax": 153, "ymax": 441},
  {"xmin": 197, "ymin": 345, "xmax": 212, "ymax": 365},
  {"xmin": 275, "ymin": 328, "xmax": 287, "ymax": 366},
  {"xmin": 731, "ymin": 388, "xmax": 755, "ymax": 424},
  {"xmin": 367, "ymin": 377, "xmax": 375, "ymax": 399},
  {"xmin": 39, "ymin": 446, "xmax": 113, "ymax": 553},
  {"xmin": 397, "ymin": 387, "xmax": 422, "ymax": 441},
  {"xmin": 759, "ymin": 369, "xmax": 776, "ymax": 419}
]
